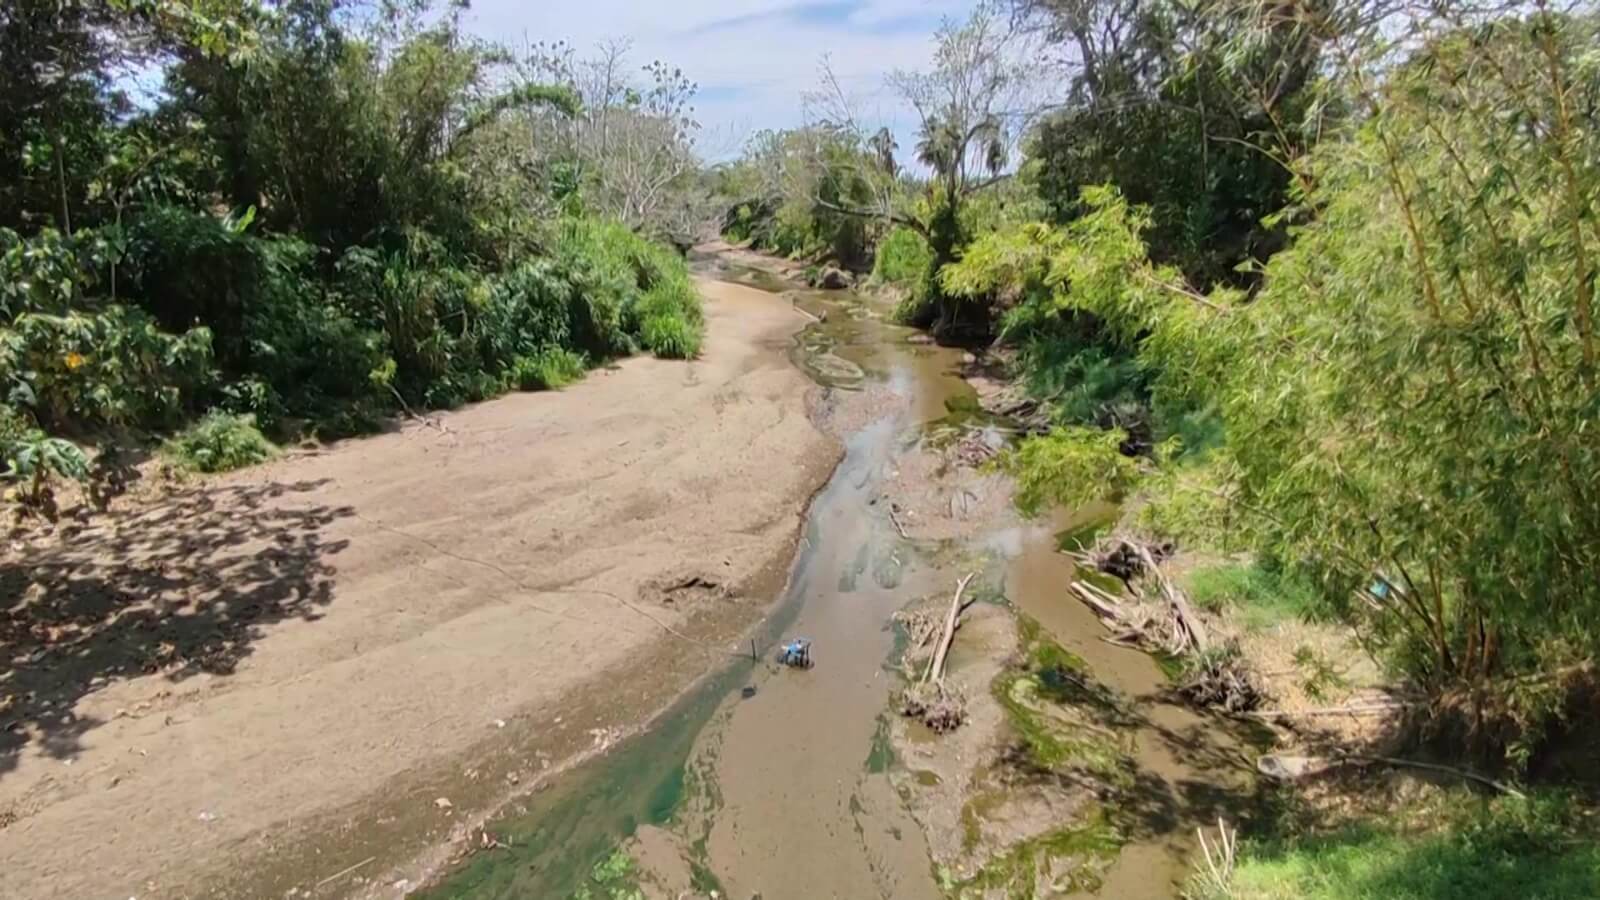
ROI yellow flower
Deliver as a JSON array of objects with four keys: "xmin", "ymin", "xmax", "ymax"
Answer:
[{"xmin": 64, "ymin": 352, "xmax": 86, "ymax": 370}]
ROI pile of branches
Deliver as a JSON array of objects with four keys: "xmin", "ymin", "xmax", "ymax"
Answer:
[
  {"xmin": 1177, "ymin": 647, "xmax": 1266, "ymax": 714},
  {"xmin": 897, "ymin": 573, "xmax": 978, "ymax": 732},
  {"xmin": 892, "ymin": 608, "xmax": 940, "ymax": 650},
  {"xmin": 1069, "ymin": 536, "xmax": 1264, "ymax": 713},
  {"xmin": 1069, "ymin": 540, "xmax": 1208, "ymax": 656}
]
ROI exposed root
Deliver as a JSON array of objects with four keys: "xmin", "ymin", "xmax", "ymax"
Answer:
[{"xmin": 900, "ymin": 679, "xmax": 968, "ymax": 733}]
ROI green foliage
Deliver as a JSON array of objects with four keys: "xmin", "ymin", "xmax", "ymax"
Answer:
[
  {"xmin": 639, "ymin": 309, "xmax": 700, "ymax": 360},
  {"xmin": 1197, "ymin": 793, "xmax": 1600, "ymax": 900},
  {"xmin": 1185, "ymin": 561, "xmax": 1323, "ymax": 632},
  {"xmin": 0, "ymin": 305, "xmax": 214, "ymax": 431},
  {"xmin": 717, "ymin": 127, "xmax": 884, "ymax": 267},
  {"xmin": 572, "ymin": 849, "xmax": 644, "ymax": 900},
  {"xmin": 953, "ymin": 811, "xmax": 1122, "ymax": 898},
  {"xmin": 509, "ymin": 348, "xmax": 587, "ymax": 391},
  {"xmin": 871, "ymin": 227, "xmax": 932, "ymax": 285},
  {"xmin": 1004, "ymin": 427, "xmax": 1143, "ymax": 518},
  {"xmin": 1020, "ymin": 0, "xmax": 1313, "ymax": 288},
  {"xmin": 162, "ymin": 411, "xmax": 276, "ymax": 473},
  {"xmin": 2, "ymin": 428, "xmax": 90, "ymax": 515},
  {"xmin": 949, "ymin": 13, "xmax": 1600, "ymax": 759},
  {"xmin": 0, "ymin": 0, "xmax": 703, "ymax": 504}
]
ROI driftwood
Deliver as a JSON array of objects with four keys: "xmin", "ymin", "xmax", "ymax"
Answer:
[
  {"xmin": 900, "ymin": 572, "xmax": 979, "ymax": 733},
  {"xmin": 1178, "ymin": 650, "xmax": 1265, "ymax": 713},
  {"xmin": 1070, "ymin": 539, "xmax": 1261, "ymax": 712},
  {"xmin": 900, "ymin": 680, "xmax": 967, "ymax": 732},
  {"xmin": 924, "ymin": 572, "xmax": 978, "ymax": 685},
  {"xmin": 1134, "ymin": 544, "xmax": 1209, "ymax": 654},
  {"xmin": 1070, "ymin": 581, "xmax": 1125, "ymax": 622}
]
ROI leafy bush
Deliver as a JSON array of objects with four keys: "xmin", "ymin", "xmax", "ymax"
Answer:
[
  {"xmin": 2, "ymin": 427, "xmax": 89, "ymax": 517},
  {"xmin": 872, "ymin": 227, "xmax": 933, "ymax": 285},
  {"xmin": 634, "ymin": 279, "xmax": 703, "ymax": 359},
  {"xmin": 948, "ymin": 14, "xmax": 1600, "ymax": 759},
  {"xmin": 1004, "ymin": 427, "xmax": 1143, "ymax": 518},
  {"xmin": 163, "ymin": 411, "xmax": 276, "ymax": 473},
  {"xmin": 509, "ymin": 348, "xmax": 586, "ymax": 390},
  {"xmin": 0, "ymin": 307, "xmax": 214, "ymax": 431},
  {"xmin": 640, "ymin": 313, "xmax": 700, "ymax": 360},
  {"xmin": 0, "ymin": 227, "xmax": 97, "ymax": 318}
]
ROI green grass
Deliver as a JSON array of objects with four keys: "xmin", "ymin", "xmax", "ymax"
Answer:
[
  {"xmin": 995, "ymin": 618, "xmax": 1134, "ymax": 784},
  {"xmin": 1184, "ymin": 561, "xmax": 1321, "ymax": 632},
  {"xmin": 1202, "ymin": 793, "xmax": 1600, "ymax": 900},
  {"xmin": 572, "ymin": 849, "xmax": 644, "ymax": 900},
  {"xmin": 635, "ymin": 279, "xmax": 704, "ymax": 359},
  {"xmin": 162, "ymin": 411, "xmax": 277, "ymax": 473},
  {"xmin": 510, "ymin": 347, "xmax": 588, "ymax": 390},
  {"xmin": 948, "ymin": 808, "xmax": 1122, "ymax": 897}
]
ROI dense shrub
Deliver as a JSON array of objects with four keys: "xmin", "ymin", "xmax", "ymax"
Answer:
[
  {"xmin": 0, "ymin": 0, "xmax": 705, "ymax": 501},
  {"xmin": 163, "ymin": 411, "xmax": 277, "ymax": 473},
  {"xmin": 871, "ymin": 226, "xmax": 933, "ymax": 286},
  {"xmin": 509, "ymin": 348, "xmax": 587, "ymax": 390},
  {"xmin": 0, "ymin": 307, "xmax": 214, "ymax": 432}
]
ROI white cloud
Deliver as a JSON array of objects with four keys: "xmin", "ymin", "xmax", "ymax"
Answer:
[{"xmin": 462, "ymin": 0, "xmax": 978, "ymax": 158}]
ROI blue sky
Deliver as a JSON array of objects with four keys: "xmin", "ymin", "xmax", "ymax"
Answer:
[{"xmin": 462, "ymin": 0, "xmax": 980, "ymax": 159}]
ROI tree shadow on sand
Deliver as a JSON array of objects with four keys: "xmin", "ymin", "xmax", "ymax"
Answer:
[{"xmin": 0, "ymin": 479, "xmax": 351, "ymax": 777}]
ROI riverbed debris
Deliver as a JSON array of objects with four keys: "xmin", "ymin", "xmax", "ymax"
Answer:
[
  {"xmin": 1069, "ymin": 538, "xmax": 1264, "ymax": 712},
  {"xmin": 897, "ymin": 573, "xmax": 980, "ymax": 732}
]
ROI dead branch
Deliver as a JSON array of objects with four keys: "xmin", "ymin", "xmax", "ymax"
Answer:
[
  {"xmin": 888, "ymin": 505, "xmax": 910, "ymax": 539},
  {"xmin": 1259, "ymin": 753, "xmax": 1526, "ymax": 799},
  {"xmin": 1358, "ymin": 754, "xmax": 1527, "ymax": 799},
  {"xmin": 314, "ymin": 856, "xmax": 376, "ymax": 890},
  {"xmin": 1134, "ymin": 543, "xmax": 1209, "ymax": 654},
  {"xmin": 1248, "ymin": 701, "xmax": 1411, "ymax": 720},
  {"xmin": 924, "ymin": 572, "xmax": 978, "ymax": 685},
  {"xmin": 1070, "ymin": 581, "xmax": 1125, "ymax": 622}
]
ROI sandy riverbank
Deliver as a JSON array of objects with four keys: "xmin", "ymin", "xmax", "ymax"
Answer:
[{"xmin": 0, "ymin": 276, "xmax": 836, "ymax": 899}]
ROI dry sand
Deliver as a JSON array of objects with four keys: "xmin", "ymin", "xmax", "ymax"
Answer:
[{"xmin": 0, "ymin": 277, "xmax": 835, "ymax": 899}]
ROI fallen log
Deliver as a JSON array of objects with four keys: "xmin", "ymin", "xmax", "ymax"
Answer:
[
  {"xmin": 1069, "ymin": 582, "xmax": 1124, "ymax": 623},
  {"xmin": 924, "ymin": 572, "xmax": 978, "ymax": 685}
]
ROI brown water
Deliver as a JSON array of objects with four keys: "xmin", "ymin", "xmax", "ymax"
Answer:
[
  {"xmin": 420, "ymin": 255, "xmax": 1255, "ymax": 899},
  {"xmin": 1006, "ymin": 512, "xmax": 1262, "ymax": 898}
]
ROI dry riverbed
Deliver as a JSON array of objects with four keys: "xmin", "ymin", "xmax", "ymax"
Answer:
[{"xmin": 0, "ymin": 277, "xmax": 836, "ymax": 899}]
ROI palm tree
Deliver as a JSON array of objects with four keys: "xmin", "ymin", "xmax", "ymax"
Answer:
[
  {"xmin": 915, "ymin": 116, "xmax": 962, "ymax": 184},
  {"xmin": 869, "ymin": 126, "xmax": 898, "ymax": 178},
  {"xmin": 972, "ymin": 116, "xmax": 1007, "ymax": 178}
]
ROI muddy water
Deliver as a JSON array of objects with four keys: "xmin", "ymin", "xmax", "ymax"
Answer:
[
  {"xmin": 419, "ymin": 256, "xmax": 1251, "ymax": 899},
  {"xmin": 1006, "ymin": 512, "xmax": 1261, "ymax": 898},
  {"xmin": 673, "ymin": 263, "xmax": 973, "ymax": 899}
]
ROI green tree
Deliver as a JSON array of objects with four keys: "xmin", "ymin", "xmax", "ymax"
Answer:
[{"xmin": 947, "ymin": 6, "xmax": 1600, "ymax": 763}]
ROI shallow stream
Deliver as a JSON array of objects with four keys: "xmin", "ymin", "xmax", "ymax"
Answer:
[{"xmin": 418, "ymin": 254, "xmax": 1255, "ymax": 900}]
